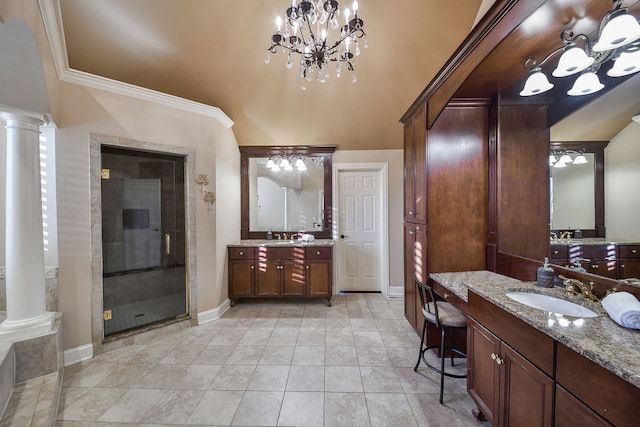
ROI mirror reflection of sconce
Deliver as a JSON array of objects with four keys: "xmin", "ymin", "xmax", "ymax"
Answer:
[{"xmin": 196, "ymin": 173, "xmax": 216, "ymax": 206}]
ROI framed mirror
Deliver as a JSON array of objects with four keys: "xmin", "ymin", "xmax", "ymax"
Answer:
[
  {"xmin": 550, "ymin": 141, "xmax": 608, "ymax": 238},
  {"xmin": 240, "ymin": 145, "xmax": 336, "ymax": 239}
]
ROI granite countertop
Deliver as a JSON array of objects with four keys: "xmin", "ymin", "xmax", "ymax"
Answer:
[
  {"xmin": 550, "ymin": 238, "xmax": 640, "ymax": 246},
  {"xmin": 429, "ymin": 270, "xmax": 640, "ymax": 388},
  {"xmin": 228, "ymin": 239, "xmax": 335, "ymax": 248}
]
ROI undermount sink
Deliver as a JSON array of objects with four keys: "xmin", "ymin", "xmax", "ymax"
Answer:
[{"xmin": 505, "ymin": 292, "xmax": 599, "ymax": 318}]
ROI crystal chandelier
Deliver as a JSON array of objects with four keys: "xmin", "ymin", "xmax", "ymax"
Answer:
[
  {"xmin": 520, "ymin": 0, "xmax": 640, "ymax": 97},
  {"xmin": 265, "ymin": 0, "xmax": 367, "ymax": 88}
]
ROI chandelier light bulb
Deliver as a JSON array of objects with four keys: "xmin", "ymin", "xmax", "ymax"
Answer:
[
  {"xmin": 266, "ymin": 158, "xmax": 275, "ymax": 169},
  {"xmin": 553, "ymin": 47, "xmax": 594, "ymax": 77},
  {"xmin": 353, "ymin": 1, "xmax": 358, "ymax": 12},
  {"xmin": 295, "ymin": 158, "xmax": 306, "ymax": 170},
  {"xmin": 593, "ymin": 13, "xmax": 640, "ymax": 52},
  {"xmin": 519, "ymin": 70, "xmax": 554, "ymax": 96},
  {"xmin": 559, "ymin": 154, "xmax": 573, "ymax": 164},
  {"xmin": 549, "ymin": 154, "xmax": 557, "ymax": 165},
  {"xmin": 567, "ymin": 72, "xmax": 604, "ymax": 96},
  {"xmin": 345, "ymin": 8, "xmax": 350, "ymax": 24},
  {"xmin": 276, "ymin": 16, "xmax": 282, "ymax": 32},
  {"xmin": 573, "ymin": 154, "xmax": 589, "ymax": 164},
  {"xmin": 554, "ymin": 160, "xmax": 567, "ymax": 168},
  {"xmin": 607, "ymin": 49, "xmax": 640, "ymax": 77}
]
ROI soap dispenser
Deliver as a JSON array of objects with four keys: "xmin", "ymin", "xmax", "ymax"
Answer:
[
  {"xmin": 266, "ymin": 229, "xmax": 273, "ymax": 240},
  {"xmin": 537, "ymin": 257, "xmax": 554, "ymax": 288}
]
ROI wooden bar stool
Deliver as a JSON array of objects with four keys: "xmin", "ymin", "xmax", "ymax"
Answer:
[{"xmin": 413, "ymin": 278, "xmax": 467, "ymax": 404}]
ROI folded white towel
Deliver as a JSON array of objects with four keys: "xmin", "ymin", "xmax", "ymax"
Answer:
[
  {"xmin": 601, "ymin": 292, "xmax": 640, "ymax": 329},
  {"xmin": 301, "ymin": 234, "xmax": 315, "ymax": 242}
]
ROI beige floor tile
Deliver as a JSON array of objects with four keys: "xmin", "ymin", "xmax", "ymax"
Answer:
[
  {"xmin": 325, "ymin": 366, "xmax": 363, "ymax": 392},
  {"xmin": 286, "ymin": 365, "xmax": 325, "ymax": 391},
  {"xmin": 186, "ymin": 390, "xmax": 243, "ymax": 425},
  {"xmin": 232, "ymin": 391, "xmax": 284, "ymax": 426},
  {"xmin": 292, "ymin": 345, "xmax": 325, "ymax": 365},
  {"xmin": 259, "ymin": 345, "xmax": 295, "ymax": 365},
  {"xmin": 247, "ymin": 365, "xmax": 290, "ymax": 391},
  {"xmin": 360, "ymin": 366, "xmax": 404, "ymax": 393},
  {"xmin": 365, "ymin": 392, "xmax": 418, "ymax": 427},
  {"xmin": 325, "ymin": 346, "xmax": 358, "ymax": 366},
  {"xmin": 324, "ymin": 392, "xmax": 370, "ymax": 427},
  {"xmin": 356, "ymin": 346, "xmax": 393, "ymax": 367},
  {"xmin": 278, "ymin": 391, "xmax": 324, "ymax": 427},
  {"xmin": 209, "ymin": 365, "xmax": 255, "ymax": 391}
]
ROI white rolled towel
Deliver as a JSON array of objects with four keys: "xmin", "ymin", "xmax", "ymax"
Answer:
[
  {"xmin": 301, "ymin": 234, "xmax": 315, "ymax": 242},
  {"xmin": 601, "ymin": 292, "xmax": 640, "ymax": 329}
]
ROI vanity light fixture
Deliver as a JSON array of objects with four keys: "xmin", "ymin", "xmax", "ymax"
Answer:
[
  {"xmin": 550, "ymin": 150, "xmax": 589, "ymax": 168},
  {"xmin": 520, "ymin": 0, "xmax": 640, "ymax": 97},
  {"xmin": 195, "ymin": 174, "xmax": 216, "ymax": 205},
  {"xmin": 266, "ymin": 153, "xmax": 308, "ymax": 172}
]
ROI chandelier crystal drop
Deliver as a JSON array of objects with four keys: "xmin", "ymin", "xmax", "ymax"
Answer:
[
  {"xmin": 267, "ymin": 0, "xmax": 367, "ymax": 85},
  {"xmin": 520, "ymin": 0, "xmax": 640, "ymax": 97}
]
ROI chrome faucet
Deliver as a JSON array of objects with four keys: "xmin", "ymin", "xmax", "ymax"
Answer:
[
  {"xmin": 559, "ymin": 231, "xmax": 572, "ymax": 240},
  {"xmin": 560, "ymin": 275, "xmax": 599, "ymax": 302},
  {"xmin": 550, "ymin": 232, "xmax": 558, "ymax": 242}
]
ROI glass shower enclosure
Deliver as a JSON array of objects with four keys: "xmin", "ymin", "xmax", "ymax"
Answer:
[{"xmin": 100, "ymin": 146, "xmax": 187, "ymax": 336}]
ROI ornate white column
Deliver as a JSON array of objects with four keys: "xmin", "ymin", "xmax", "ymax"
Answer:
[{"xmin": 0, "ymin": 111, "xmax": 53, "ymax": 339}]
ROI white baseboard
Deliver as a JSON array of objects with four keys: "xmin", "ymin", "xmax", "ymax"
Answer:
[
  {"xmin": 198, "ymin": 299, "xmax": 230, "ymax": 325},
  {"xmin": 64, "ymin": 344, "xmax": 93, "ymax": 367},
  {"xmin": 388, "ymin": 286, "xmax": 404, "ymax": 299}
]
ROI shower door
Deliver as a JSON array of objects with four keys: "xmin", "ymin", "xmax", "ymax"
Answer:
[{"xmin": 101, "ymin": 146, "xmax": 187, "ymax": 336}]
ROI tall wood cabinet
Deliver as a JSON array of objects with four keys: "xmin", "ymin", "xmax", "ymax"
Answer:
[{"xmin": 402, "ymin": 100, "xmax": 489, "ymax": 332}]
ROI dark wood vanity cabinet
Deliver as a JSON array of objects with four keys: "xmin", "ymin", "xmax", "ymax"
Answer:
[
  {"xmin": 403, "ymin": 222, "xmax": 427, "ymax": 328},
  {"xmin": 618, "ymin": 244, "xmax": 640, "ymax": 279},
  {"xmin": 403, "ymin": 104, "xmax": 427, "ymax": 224},
  {"xmin": 228, "ymin": 245, "xmax": 332, "ymax": 306},
  {"xmin": 468, "ymin": 293, "xmax": 554, "ymax": 427}
]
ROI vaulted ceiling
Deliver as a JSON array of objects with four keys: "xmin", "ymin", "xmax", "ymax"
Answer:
[{"xmin": 57, "ymin": 0, "xmax": 640, "ymax": 150}]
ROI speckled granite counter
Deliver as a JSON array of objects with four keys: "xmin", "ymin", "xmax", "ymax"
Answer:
[
  {"xmin": 429, "ymin": 270, "xmax": 640, "ymax": 388},
  {"xmin": 228, "ymin": 239, "xmax": 335, "ymax": 247}
]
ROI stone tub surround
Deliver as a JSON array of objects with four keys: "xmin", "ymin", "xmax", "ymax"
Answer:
[
  {"xmin": 228, "ymin": 239, "xmax": 335, "ymax": 247},
  {"xmin": 430, "ymin": 271, "xmax": 640, "ymax": 388}
]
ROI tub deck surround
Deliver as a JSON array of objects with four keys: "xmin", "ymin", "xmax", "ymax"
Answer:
[
  {"xmin": 228, "ymin": 239, "xmax": 335, "ymax": 248},
  {"xmin": 429, "ymin": 270, "xmax": 640, "ymax": 388}
]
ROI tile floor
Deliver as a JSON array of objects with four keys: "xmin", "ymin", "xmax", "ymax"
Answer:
[{"xmin": 54, "ymin": 294, "xmax": 491, "ymax": 426}]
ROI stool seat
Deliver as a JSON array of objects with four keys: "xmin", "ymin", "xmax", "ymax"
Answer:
[
  {"xmin": 413, "ymin": 278, "xmax": 467, "ymax": 404},
  {"xmin": 422, "ymin": 302, "xmax": 467, "ymax": 328}
]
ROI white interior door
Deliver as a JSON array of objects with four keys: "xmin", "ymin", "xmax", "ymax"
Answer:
[{"xmin": 336, "ymin": 167, "xmax": 386, "ymax": 292}]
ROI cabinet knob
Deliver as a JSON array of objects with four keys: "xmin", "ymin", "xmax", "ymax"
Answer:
[
  {"xmin": 443, "ymin": 293, "xmax": 450, "ymax": 299},
  {"xmin": 553, "ymin": 250, "xmax": 559, "ymax": 255},
  {"xmin": 306, "ymin": 265, "xmax": 309, "ymax": 269},
  {"xmin": 239, "ymin": 251, "xmax": 244, "ymax": 256},
  {"xmin": 408, "ymin": 211, "xmax": 414, "ymax": 215},
  {"xmin": 409, "ymin": 230, "xmax": 415, "ymax": 235},
  {"xmin": 621, "ymin": 264, "xmax": 625, "ymax": 268},
  {"xmin": 632, "ymin": 249, "xmax": 638, "ymax": 254},
  {"xmin": 316, "ymin": 251, "xmax": 321, "ymax": 255},
  {"xmin": 591, "ymin": 264, "xmax": 598, "ymax": 269},
  {"xmin": 250, "ymin": 265, "xmax": 254, "ymax": 270},
  {"xmin": 491, "ymin": 353, "xmax": 504, "ymax": 365}
]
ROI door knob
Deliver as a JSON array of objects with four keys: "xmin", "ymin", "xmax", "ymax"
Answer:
[{"xmin": 340, "ymin": 234, "xmax": 349, "ymax": 239}]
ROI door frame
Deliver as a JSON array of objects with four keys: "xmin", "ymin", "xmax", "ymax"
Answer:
[
  {"xmin": 89, "ymin": 134, "xmax": 197, "ymax": 356},
  {"xmin": 333, "ymin": 163, "xmax": 389, "ymax": 296}
]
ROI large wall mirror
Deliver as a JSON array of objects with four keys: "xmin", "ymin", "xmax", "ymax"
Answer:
[
  {"xmin": 240, "ymin": 146, "xmax": 336, "ymax": 239},
  {"xmin": 550, "ymin": 141, "xmax": 608, "ymax": 238}
]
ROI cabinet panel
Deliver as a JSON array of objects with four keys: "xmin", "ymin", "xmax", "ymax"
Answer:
[
  {"xmin": 500, "ymin": 342, "xmax": 553, "ymax": 427},
  {"xmin": 282, "ymin": 260, "xmax": 306, "ymax": 296},
  {"xmin": 403, "ymin": 222, "xmax": 427, "ymax": 330},
  {"xmin": 555, "ymin": 385, "xmax": 612, "ymax": 427},
  {"xmin": 307, "ymin": 259, "xmax": 332, "ymax": 297},
  {"xmin": 403, "ymin": 103, "xmax": 427, "ymax": 223},
  {"xmin": 619, "ymin": 259, "xmax": 640, "ymax": 279},
  {"xmin": 255, "ymin": 260, "xmax": 281, "ymax": 296},
  {"xmin": 467, "ymin": 317, "xmax": 501, "ymax": 426},
  {"xmin": 229, "ymin": 260, "xmax": 254, "ymax": 303}
]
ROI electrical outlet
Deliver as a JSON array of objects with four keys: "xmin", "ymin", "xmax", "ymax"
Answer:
[
  {"xmin": 103, "ymin": 309, "xmax": 112, "ymax": 321},
  {"xmin": 101, "ymin": 169, "xmax": 110, "ymax": 179}
]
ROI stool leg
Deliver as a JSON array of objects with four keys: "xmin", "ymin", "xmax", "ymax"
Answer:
[
  {"xmin": 439, "ymin": 326, "xmax": 446, "ymax": 404},
  {"xmin": 414, "ymin": 318, "xmax": 427, "ymax": 372},
  {"xmin": 450, "ymin": 327, "xmax": 455, "ymax": 367}
]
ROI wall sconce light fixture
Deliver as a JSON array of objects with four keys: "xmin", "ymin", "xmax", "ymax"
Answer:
[{"xmin": 196, "ymin": 173, "xmax": 215, "ymax": 205}]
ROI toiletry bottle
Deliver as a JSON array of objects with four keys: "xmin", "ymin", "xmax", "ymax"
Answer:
[
  {"xmin": 537, "ymin": 257, "xmax": 555, "ymax": 288},
  {"xmin": 574, "ymin": 228, "xmax": 582, "ymax": 239},
  {"xmin": 267, "ymin": 229, "xmax": 273, "ymax": 240}
]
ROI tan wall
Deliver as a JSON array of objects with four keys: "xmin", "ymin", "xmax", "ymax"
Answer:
[
  {"xmin": 605, "ymin": 123, "xmax": 640, "ymax": 241},
  {"xmin": 333, "ymin": 149, "xmax": 404, "ymax": 290},
  {"xmin": 0, "ymin": 0, "xmax": 241, "ymax": 351}
]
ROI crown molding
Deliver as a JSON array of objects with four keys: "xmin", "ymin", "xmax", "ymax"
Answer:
[{"xmin": 37, "ymin": 0, "xmax": 234, "ymax": 129}]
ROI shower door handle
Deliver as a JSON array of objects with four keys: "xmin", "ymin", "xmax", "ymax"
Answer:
[{"xmin": 165, "ymin": 233, "xmax": 171, "ymax": 256}]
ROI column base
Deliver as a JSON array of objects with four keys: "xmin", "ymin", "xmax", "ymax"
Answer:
[{"xmin": 0, "ymin": 312, "xmax": 55, "ymax": 342}]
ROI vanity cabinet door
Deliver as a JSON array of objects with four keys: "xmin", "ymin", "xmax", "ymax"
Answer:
[
  {"xmin": 618, "ymin": 244, "xmax": 640, "ymax": 279},
  {"xmin": 281, "ymin": 259, "xmax": 306, "ymax": 296},
  {"xmin": 255, "ymin": 260, "xmax": 281, "ymax": 296},
  {"xmin": 228, "ymin": 260, "xmax": 254, "ymax": 305},
  {"xmin": 555, "ymin": 385, "xmax": 612, "ymax": 427},
  {"xmin": 468, "ymin": 317, "xmax": 553, "ymax": 427},
  {"xmin": 468, "ymin": 317, "xmax": 501, "ymax": 425}
]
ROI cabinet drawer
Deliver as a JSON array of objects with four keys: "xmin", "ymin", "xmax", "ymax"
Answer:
[
  {"xmin": 305, "ymin": 247, "xmax": 332, "ymax": 260},
  {"xmin": 550, "ymin": 245, "xmax": 568, "ymax": 259},
  {"xmin": 257, "ymin": 247, "xmax": 299, "ymax": 260},
  {"xmin": 618, "ymin": 244, "xmax": 640, "ymax": 258},
  {"xmin": 228, "ymin": 247, "xmax": 255, "ymax": 260},
  {"xmin": 570, "ymin": 244, "xmax": 616, "ymax": 260}
]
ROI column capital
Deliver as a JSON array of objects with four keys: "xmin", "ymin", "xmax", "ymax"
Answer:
[{"xmin": 0, "ymin": 105, "xmax": 47, "ymax": 126}]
